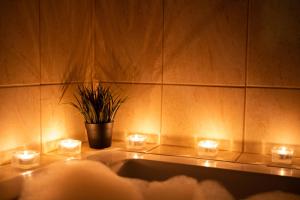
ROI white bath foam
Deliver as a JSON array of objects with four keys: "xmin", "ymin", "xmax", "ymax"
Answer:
[
  {"xmin": 20, "ymin": 160, "xmax": 142, "ymax": 200},
  {"xmin": 19, "ymin": 159, "xmax": 235, "ymax": 200},
  {"xmin": 194, "ymin": 180, "xmax": 234, "ymax": 200},
  {"xmin": 133, "ymin": 175, "xmax": 199, "ymax": 200},
  {"xmin": 129, "ymin": 178, "xmax": 149, "ymax": 196},
  {"xmin": 246, "ymin": 191, "xmax": 300, "ymax": 200},
  {"xmin": 129, "ymin": 176, "xmax": 233, "ymax": 200}
]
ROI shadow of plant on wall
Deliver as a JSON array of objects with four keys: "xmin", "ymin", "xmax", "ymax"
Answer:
[
  {"xmin": 164, "ymin": 0, "xmax": 241, "ymax": 68},
  {"xmin": 94, "ymin": 0, "xmax": 163, "ymax": 83},
  {"xmin": 0, "ymin": 0, "xmax": 40, "ymax": 84},
  {"xmin": 57, "ymin": 31, "xmax": 93, "ymax": 103},
  {"xmin": 94, "ymin": 0, "xmax": 240, "ymax": 83}
]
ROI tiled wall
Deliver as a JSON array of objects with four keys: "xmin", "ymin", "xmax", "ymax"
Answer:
[
  {"xmin": 1, "ymin": 0, "xmax": 300, "ymax": 163},
  {"xmin": 40, "ymin": 0, "xmax": 93, "ymax": 152},
  {"xmin": 0, "ymin": 0, "xmax": 41, "ymax": 164},
  {"xmin": 0, "ymin": 0, "xmax": 93, "ymax": 163},
  {"xmin": 245, "ymin": 0, "xmax": 300, "ymax": 154},
  {"xmin": 161, "ymin": 0, "xmax": 247, "ymax": 151}
]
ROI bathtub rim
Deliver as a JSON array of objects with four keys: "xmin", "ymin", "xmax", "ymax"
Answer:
[
  {"xmin": 85, "ymin": 150, "xmax": 300, "ymax": 178},
  {"xmin": 1, "ymin": 149, "xmax": 300, "ymax": 200}
]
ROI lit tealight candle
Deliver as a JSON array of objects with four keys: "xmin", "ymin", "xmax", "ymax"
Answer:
[
  {"xmin": 203, "ymin": 160, "xmax": 217, "ymax": 168},
  {"xmin": 58, "ymin": 139, "xmax": 81, "ymax": 155},
  {"xmin": 271, "ymin": 146, "xmax": 294, "ymax": 164},
  {"xmin": 197, "ymin": 139, "xmax": 219, "ymax": 157},
  {"xmin": 127, "ymin": 134, "xmax": 147, "ymax": 149},
  {"xmin": 12, "ymin": 150, "xmax": 40, "ymax": 169}
]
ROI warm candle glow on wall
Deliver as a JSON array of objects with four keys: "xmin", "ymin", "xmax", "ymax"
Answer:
[
  {"xmin": 44, "ymin": 128, "xmax": 63, "ymax": 145},
  {"xmin": 197, "ymin": 122, "xmax": 227, "ymax": 139},
  {"xmin": 271, "ymin": 146, "xmax": 294, "ymax": 164},
  {"xmin": 132, "ymin": 120, "xmax": 160, "ymax": 144},
  {"xmin": 43, "ymin": 126, "xmax": 66, "ymax": 153},
  {"xmin": 58, "ymin": 139, "xmax": 81, "ymax": 155},
  {"xmin": 11, "ymin": 150, "xmax": 40, "ymax": 169},
  {"xmin": 135, "ymin": 120, "xmax": 158, "ymax": 133}
]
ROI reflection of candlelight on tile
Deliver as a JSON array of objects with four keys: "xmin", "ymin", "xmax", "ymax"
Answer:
[
  {"xmin": 203, "ymin": 160, "xmax": 217, "ymax": 167},
  {"xmin": 22, "ymin": 170, "xmax": 33, "ymax": 177},
  {"xmin": 127, "ymin": 134, "xmax": 147, "ymax": 149},
  {"xmin": 271, "ymin": 146, "xmax": 294, "ymax": 165},
  {"xmin": 270, "ymin": 167, "xmax": 293, "ymax": 177},
  {"xmin": 279, "ymin": 168, "xmax": 286, "ymax": 176},
  {"xmin": 58, "ymin": 139, "xmax": 81, "ymax": 155},
  {"xmin": 12, "ymin": 150, "xmax": 40, "ymax": 169},
  {"xmin": 197, "ymin": 139, "xmax": 219, "ymax": 157},
  {"xmin": 132, "ymin": 153, "xmax": 143, "ymax": 159}
]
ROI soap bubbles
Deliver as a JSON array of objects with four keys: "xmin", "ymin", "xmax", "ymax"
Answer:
[
  {"xmin": 19, "ymin": 160, "xmax": 300, "ymax": 200},
  {"xmin": 245, "ymin": 191, "xmax": 300, "ymax": 200},
  {"xmin": 20, "ymin": 160, "xmax": 142, "ymax": 200}
]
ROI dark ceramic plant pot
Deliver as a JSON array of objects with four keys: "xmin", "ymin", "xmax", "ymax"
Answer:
[{"xmin": 85, "ymin": 122, "xmax": 113, "ymax": 149}]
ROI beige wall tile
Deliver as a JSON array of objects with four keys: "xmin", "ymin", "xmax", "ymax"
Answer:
[
  {"xmin": 106, "ymin": 83, "xmax": 161, "ymax": 142},
  {"xmin": 248, "ymin": 0, "xmax": 300, "ymax": 87},
  {"xmin": 164, "ymin": 0, "xmax": 247, "ymax": 86},
  {"xmin": 245, "ymin": 88, "xmax": 300, "ymax": 156},
  {"xmin": 0, "ymin": 86, "xmax": 40, "ymax": 152},
  {"xmin": 41, "ymin": 84, "xmax": 86, "ymax": 153},
  {"xmin": 162, "ymin": 85, "xmax": 244, "ymax": 151},
  {"xmin": 0, "ymin": 0, "xmax": 40, "ymax": 85},
  {"xmin": 41, "ymin": 0, "xmax": 93, "ymax": 84},
  {"xmin": 94, "ymin": 0, "xmax": 162, "ymax": 83}
]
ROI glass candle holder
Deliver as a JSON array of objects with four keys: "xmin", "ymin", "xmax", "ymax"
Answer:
[
  {"xmin": 58, "ymin": 139, "xmax": 81, "ymax": 155},
  {"xmin": 197, "ymin": 139, "xmax": 219, "ymax": 157},
  {"xmin": 11, "ymin": 150, "xmax": 40, "ymax": 169},
  {"xmin": 271, "ymin": 146, "xmax": 294, "ymax": 164},
  {"xmin": 127, "ymin": 134, "xmax": 147, "ymax": 149}
]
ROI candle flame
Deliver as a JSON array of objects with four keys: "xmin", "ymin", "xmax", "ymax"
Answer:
[
  {"xmin": 60, "ymin": 139, "xmax": 81, "ymax": 148},
  {"xmin": 15, "ymin": 150, "xmax": 38, "ymax": 160},
  {"xmin": 198, "ymin": 140, "xmax": 219, "ymax": 149},
  {"xmin": 128, "ymin": 134, "xmax": 146, "ymax": 142},
  {"xmin": 273, "ymin": 146, "xmax": 294, "ymax": 156}
]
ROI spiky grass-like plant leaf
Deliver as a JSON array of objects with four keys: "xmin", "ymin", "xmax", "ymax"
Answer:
[{"xmin": 69, "ymin": 84, "xmax": 126, "ymax": 124}]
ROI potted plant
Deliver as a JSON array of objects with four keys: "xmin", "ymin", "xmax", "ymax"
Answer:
[{"xmin": 70, "ymin": 83, "xmax": 125, "ymax": 149}]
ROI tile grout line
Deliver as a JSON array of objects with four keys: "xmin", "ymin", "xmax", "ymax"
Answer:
[
  {"xmin": 241, "ymin": 0, "xmax": 251, "ymax": 153},
  {"xmin": 234, "ymin": 152, "xmax": 243, "ymax": 162},
  {"xmin": 92, "ymin": 0, "xmax": 96, "ymax": 83},
  {"xmin": 145, "ymin": 144, "xmax": 161, "ymax": 153},
  {"xmin": 38, "ymin": 0, "xmax": 43, "ymax": 154},
  {"xmin": 159, "ymin": 0, "xmax": 165, "ymax": 145},
  {"xmin": 2, "ymin": 81, "xmax": 300, "ymax": 90}
]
